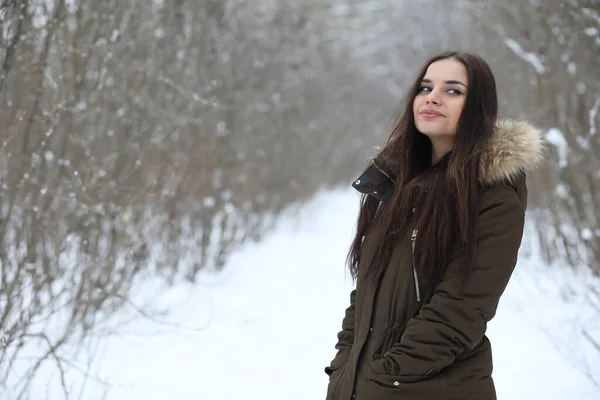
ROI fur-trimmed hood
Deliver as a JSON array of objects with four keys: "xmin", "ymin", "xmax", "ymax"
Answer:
[
  {"xmin": 352, "ymin": 119, "xmax": 544, "ymax": 203},
  {"xmin": 479, "ymin": 119, "xmax": 544, "ymax": 185}
]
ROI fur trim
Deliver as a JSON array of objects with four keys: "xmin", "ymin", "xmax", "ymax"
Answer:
[{"xmin": 479, "ymin": 119, "xmax": 544, "ymax": 185}]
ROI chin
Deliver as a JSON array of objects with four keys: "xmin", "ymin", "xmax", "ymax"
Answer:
[
  {"xmin": 420, "ymin": 130, "xmax": 453, "ymax": 140},
  {"xmin": 417, "ymin": 123, "xmax": 444, "ymax": 133},
  {"xmin": 417, "ymin": 126, "xmax": 443, "ymax": 136}
]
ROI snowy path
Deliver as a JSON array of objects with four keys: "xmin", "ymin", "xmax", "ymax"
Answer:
[{"xmin": 27, "ymin": 188, "xmax": 600, "ymax": 399}]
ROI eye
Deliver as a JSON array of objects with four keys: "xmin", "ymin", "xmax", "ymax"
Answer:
[
  {"xmin": 447, "ymin": 88, "xmax": 463, "ymax": 95},
  {"xmin": 419, "ymin": 86, "xmax": 432, "ymax": 93}
]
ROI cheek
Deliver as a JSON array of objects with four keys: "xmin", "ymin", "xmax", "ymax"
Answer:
[
  {"xmin": 451, "ymin": 102, "xmax": 465, "ymax": 121},
  {"xmin": 459, "ymin": 99, "xmax": 467, "ymax": 114},
  {"xmin": 413, "ymin": 97, "xmax": 422, "ymax": 115}
]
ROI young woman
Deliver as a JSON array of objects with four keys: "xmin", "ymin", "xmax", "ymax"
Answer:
[{"xmin": 324, "ymin": 51, "xmax": 543, "ymax": 400}]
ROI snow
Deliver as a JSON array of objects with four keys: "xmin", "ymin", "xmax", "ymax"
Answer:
[
  {"xmin": 502, "ymin": 37, "xmax": 546, "ymax": 74},
  {"xmin": 16, "ymin": 188, "xmax": 600, "ymax": 399},
  {"xmin": 582, "ymin": 7, "xmax": 600, "ymax": 26},
  {"xmin": 545, "ymin": 128, "xmax": 569, "ymax": 168}
]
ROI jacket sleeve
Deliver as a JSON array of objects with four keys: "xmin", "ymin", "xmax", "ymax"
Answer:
[
  {"xmin": 325, "ymin": 288, "xmax": 356, "ymax": 376},
  {"xmin": 371, "ymin": 186, "xmax": 525, "ymax": 382}
]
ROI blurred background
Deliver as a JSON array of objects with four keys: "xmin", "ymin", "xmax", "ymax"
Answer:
[{"xmin": 0, "ymin": 0, "xmax": 599, "ymax": 399}]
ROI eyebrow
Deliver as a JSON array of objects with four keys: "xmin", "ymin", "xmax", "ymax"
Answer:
[{"xmin": 421, "ymin": 78, "xmax": 468, "ymax": 88}]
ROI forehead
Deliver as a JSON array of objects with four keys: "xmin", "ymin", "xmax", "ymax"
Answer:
[{"xmin": 423, "ymin": 58, "xmax": 468, "ymax": 83}]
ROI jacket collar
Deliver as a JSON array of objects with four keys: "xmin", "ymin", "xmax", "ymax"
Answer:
[{"xmin": 352, "ymin": 119, "xmax": 544, "ymax": 199}]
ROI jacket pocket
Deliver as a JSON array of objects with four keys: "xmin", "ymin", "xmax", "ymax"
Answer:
[
  {"xmin": 366, "ymin": 372, "xmax": 448, "ymax": 400},
  {"xmin": 371, "ymin": 323, "xmax": 405, "ymax": 359}
]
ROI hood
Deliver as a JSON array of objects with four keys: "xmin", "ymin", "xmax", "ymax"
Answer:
[
  {"xmin": 479, "ymin": 119, "xmax": 544, "ymax": 185},
  {"xmin": 352, "ymin": 119, "xmax": 544, "ymax": 202}
]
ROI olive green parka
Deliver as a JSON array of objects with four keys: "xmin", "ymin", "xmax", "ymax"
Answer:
[{"xmin": 325, "ymin": 120, "xmax": 544, "ymax": 400}]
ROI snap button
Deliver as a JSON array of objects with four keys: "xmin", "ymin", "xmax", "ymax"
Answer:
[
  {"xmin": 393, "ymin": 381, "xmax": 400, "ymax": 386},
  {"xmin": 355, "ymin": 179, "xmax": 361, "ymax": 184}
]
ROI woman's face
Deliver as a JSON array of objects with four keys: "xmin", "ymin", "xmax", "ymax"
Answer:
[{"xmin": 413, "ymin": 58, "xmax": 468, "ymax": 140}]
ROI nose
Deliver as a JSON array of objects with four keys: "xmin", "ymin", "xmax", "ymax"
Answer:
[{"xmin": 425, "ymin": 89, "xmax": 441, "ymax": 105}]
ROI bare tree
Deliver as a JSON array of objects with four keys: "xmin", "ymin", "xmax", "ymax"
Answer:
[
  {"xmin": 459, "ymin": 0, "xmax": 600, "ymax": 272},
  {"xmin": 0, "ymin": 0, "xmax": 395, "ymax": 397}
]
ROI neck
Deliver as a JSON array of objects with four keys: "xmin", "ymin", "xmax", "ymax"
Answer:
[{"xmin": 430, "ymin": 137, "xmax": 454, "ymax": 165}]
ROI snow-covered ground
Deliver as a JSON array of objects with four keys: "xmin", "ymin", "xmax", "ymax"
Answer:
[{"xmin": 18, "ymin": 188, "xmax": 600, "ymax": 399}]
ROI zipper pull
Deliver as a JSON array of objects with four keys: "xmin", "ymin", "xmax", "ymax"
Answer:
[{"xmin": 411, "ymin": 229, "xmax": 418, "ymax": 241}]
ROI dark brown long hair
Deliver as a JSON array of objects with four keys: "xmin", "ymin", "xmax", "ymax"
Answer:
[{"xmin": 348, "ymin": 51, "xmax": 498, "ymax": 288}]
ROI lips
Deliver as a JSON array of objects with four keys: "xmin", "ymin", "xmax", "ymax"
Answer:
[{"xmin": 420, "ymin": 109, "xmax": 445, "ymax": 117}]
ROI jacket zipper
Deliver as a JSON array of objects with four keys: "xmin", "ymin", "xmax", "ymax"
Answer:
[{"xmin": 411, "ymin": 228, "xmax": 421, "ymax": 302}]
